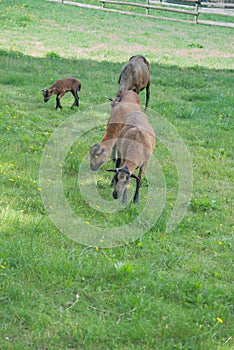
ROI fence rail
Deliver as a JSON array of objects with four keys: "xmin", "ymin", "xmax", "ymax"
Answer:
[
  {"xmin": 150, "ymin": 0, "xmax": 234, "ymax": 15},
  {"xmin": 100, "ymin": 0, "xmax": 200, "ymax": 21},
  {"xmin": 99, "ymin": 0, "xmax": 234, "ymax": 25},
  {"xmin": 51, "ymin": 0, "xmax": 234, "ymax": 27}
]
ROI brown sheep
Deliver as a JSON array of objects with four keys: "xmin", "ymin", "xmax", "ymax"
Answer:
[
  {"xmin": 89, "ymin": 91, "xmax": 141, "ymax": 171},
  {"xmin": 42, "ymin": 78, "xmax": 81, "ymax": 109},
  {"xmin": 107, "ymin": 110, "xmax": 155, "ymax": 204},
  {"xmin": 114, "ymin": 55, "xmax": 150, "ymax": 110}
]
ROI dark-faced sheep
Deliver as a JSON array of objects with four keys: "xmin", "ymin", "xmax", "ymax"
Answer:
[
  {"xmin": 42, "ymin": 78, "xmax": 81, "ymax": 109},
  {"xmin": 115, "ymin": 55, "xmax": 150, "ymax": 110},
  {"xmin": 89, "ymin": 91, "xmax": 141, "ymax": 171},
  {"xmin": 107, "ymin": 110, "xmax": 155, "ymax": 204}
]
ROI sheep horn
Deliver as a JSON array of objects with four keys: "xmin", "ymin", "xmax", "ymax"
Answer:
[
  {"xmin": 105, "ymin": 96, "xmax": 113, "ymax": 101},
  {"xmin": 107, "ymin": 168, "xmax": 117, "ymax": 173},
  {"xmin": 131, "ymin": 173, "xmax": 140, "ymax": 181}
]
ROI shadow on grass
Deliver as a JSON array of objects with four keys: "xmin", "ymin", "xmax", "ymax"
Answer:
[{"xmin": 0, "ymin": 48, "xmax": 233, "ymax": 109}]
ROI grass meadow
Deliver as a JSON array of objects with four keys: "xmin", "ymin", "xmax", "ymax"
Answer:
[{"xmin": 0, "ymin": 0, "xmax": 233, "ymax": 349}]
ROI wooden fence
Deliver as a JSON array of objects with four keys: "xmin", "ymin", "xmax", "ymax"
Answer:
[
  {"xmin": 51, "ymin": 0, "xmax": 234, "ymax": 26},
  {"xmin": 100, "ymin": 0, "xmax": 234, "ymax": 25},
  {"xmin": 100, "ymin": 0, "xmax": 200, "ymax": 22}
]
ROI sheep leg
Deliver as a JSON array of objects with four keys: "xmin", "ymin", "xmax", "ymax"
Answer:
[
  {"xmin": 115, "ymin": 148, "xmax": 122, "ymax": 168},
  {"xmin": 145, "ymin": 82, "xmax": 150, "ymax": 111},
  {"xmin": 110, "ymin": 148, "xmax": 121, "ymax": 186},
  {"xmin": 71, "ymin": 90, "xmax": 79, "ymax": 108},
  {"xmin": 110, "ymin": 144, "xmax": 121, "ymax": 166},
  {"xmin": 56, "ymin": 91, "xmax": 66, "ymax": 109},
  {"xmin": 110, "ymin": 143, "xmax": 117, "ymax": 161},
  {"xmin": 110, "ymin": 144, "xmax": 116, "ymax": 186},
  {"xmin": 56, "ymin": 96, "xmax": 62, "ymax": 109},
  {"xmin": 116, "ymin": 157, "xmax": 122, "ymax": 168},
  {"xmin": 133, "ymin": 167, "xmax": 143, "ymax": 203},
  {"xmin": 133, "ymin": 179, "xmax": 142, "ymax": 204}
]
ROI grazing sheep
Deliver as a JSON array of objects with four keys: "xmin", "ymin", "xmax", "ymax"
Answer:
[
  {"xmin": 42, "ymin": 78, "xmax": 81, "ymax": 109},
  {"xmin": 90, "ymin": 91, "xmax": 141, "ymax": 171},
  {"xmin": 107, "ymin": 110, "xmax": 155, "ymax": 204},
  {"xmin": 115, "ymin": 55, "xmax": 150, "ymax": 110}
]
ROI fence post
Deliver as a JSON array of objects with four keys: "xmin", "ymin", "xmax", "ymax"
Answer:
[
  {"xmin": 195, "ymin": 0, "xmax": 200, "ymax": 23},
  {"xmin": 146, "ymin": 0, "xmax": 149, "ymax": 15}
]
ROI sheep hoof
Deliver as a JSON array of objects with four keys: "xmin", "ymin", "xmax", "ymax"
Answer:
[{"xmin": 133, "ymin": 197, "xmax": 139, "ymax": 204}]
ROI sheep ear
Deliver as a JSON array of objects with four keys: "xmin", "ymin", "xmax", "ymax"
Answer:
[{"xmin": 107, "ymin": 168, "xmax": 117, "ymax": 173}]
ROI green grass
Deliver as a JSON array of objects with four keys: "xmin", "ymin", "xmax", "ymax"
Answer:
[{"xmin": 0, "ymin": 0, "xmax": 233, "ymax": 349}]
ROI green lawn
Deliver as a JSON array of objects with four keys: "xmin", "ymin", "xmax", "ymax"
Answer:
[{"xmin": 0, "ymin": 0, "xmax": 233, "ymax": 349}]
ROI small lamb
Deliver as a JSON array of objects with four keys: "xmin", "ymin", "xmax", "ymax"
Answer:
[{"xmin": 42, "ymin": 78, "xmax": 81, "ymax": 109}]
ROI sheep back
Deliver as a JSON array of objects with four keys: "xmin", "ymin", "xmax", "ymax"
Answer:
[
  {"xmin": 118, "ymin": 56, "xmax": 150, "ymax": 95},
  {"xmin": 117, "ymin": 111, "xmax": 155, "ymax": 168}
]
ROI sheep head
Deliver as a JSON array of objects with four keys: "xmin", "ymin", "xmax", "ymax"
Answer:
[
  {"xmin": 42, "ymin": 89, "xmax": 51, "ymax": 102},
  {"xmin": 89, "ymin": 143, "xmax": 109, "ymax": 171},
  {"xmin": 107, "ymin": 167, "xmax": 140, "ymax": 204}
]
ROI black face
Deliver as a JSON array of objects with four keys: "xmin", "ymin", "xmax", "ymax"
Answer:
[
  {"xmin": 112, "ymin": 167, "xmax": 130, "ymax": 200},
  {"xmin": 42, "ymin": 89, "xmax": 50, "ymax": 102}
]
